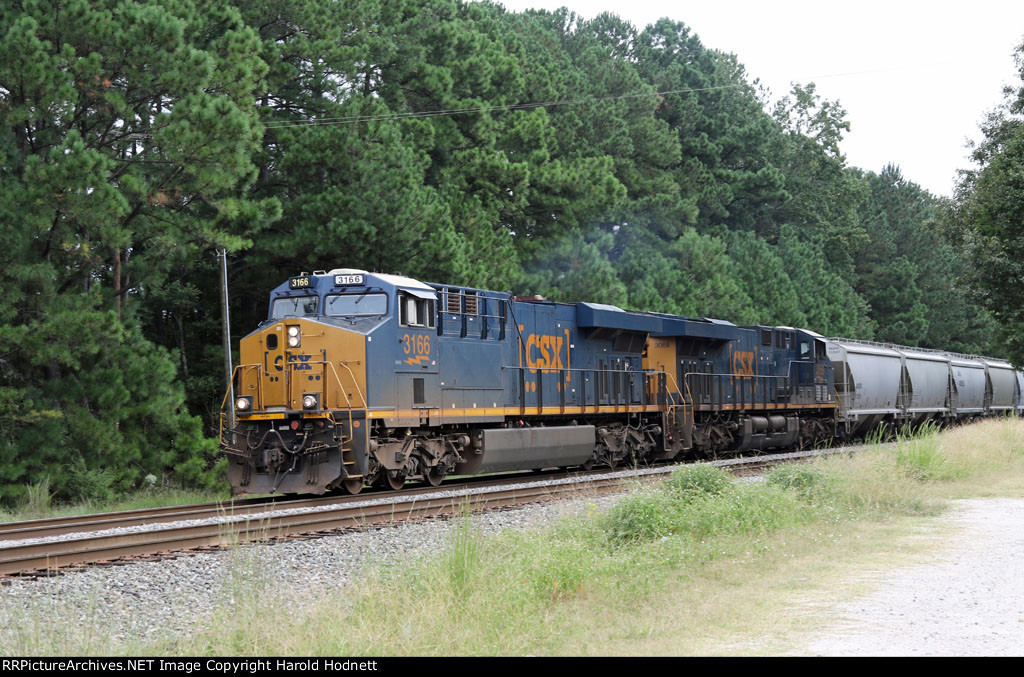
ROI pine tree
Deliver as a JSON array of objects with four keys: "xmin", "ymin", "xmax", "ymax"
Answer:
[{"xmin": 0, "ymin": 0, "xmax": 271, "ymax": 503}]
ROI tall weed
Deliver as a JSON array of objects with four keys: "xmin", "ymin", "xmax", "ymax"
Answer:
[
  {"xmin": 446, "ymin": 507, "xmax": 482, "ymax": 602},
  {"xmin": 765, "ymin": 464, "xmax": 835, "ymax": 503},
  {"xmin": 662, "ymin": 464, "xmax": 732, "ymax": 500},
  {"xmin": 605, "ymin": 469, "xmax": 812, "ymax": 545},
  {"xmin": 894, "ymin": 423, "xmax": 962, "ymax": 481},
  {"xmin": 22, "ymin": 478, "xmax": 52, "ymax": 518},
  {"xmin": 604, "ymin": 492, "xmax": 681, "ymax": 544}
]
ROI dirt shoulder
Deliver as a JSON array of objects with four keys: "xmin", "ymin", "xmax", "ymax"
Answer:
[{"xmin": 788, "ymin": 498, "xmax": 1024, "ymax": 656}]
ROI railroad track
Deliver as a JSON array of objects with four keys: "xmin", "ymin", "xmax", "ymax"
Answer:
[
  {"xmin": 0, "ymin": 466, "xmax": 608, "ymax": 544},
  {"xmin": 0, "ymin": 445, "xmax": 863, "ymax": 577}
]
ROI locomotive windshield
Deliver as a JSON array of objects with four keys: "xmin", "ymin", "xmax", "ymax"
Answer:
[
  {"xmin": 270, "ymin": 295, "xmax": 319, "ymax": 319},
  {"xmin": 325, "ymin": 293, "xmax": 388, "ymax": 317}
]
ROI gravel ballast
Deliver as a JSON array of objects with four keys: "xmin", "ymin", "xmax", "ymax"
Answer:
[{"xmin": 0, "ymin": 491, "xmax": 623, "ymax": 650}]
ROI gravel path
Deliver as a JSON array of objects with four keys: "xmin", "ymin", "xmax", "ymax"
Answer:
[{"xmin": 799, "ymin": 498, "xmax": 1024, "ymax": 657}]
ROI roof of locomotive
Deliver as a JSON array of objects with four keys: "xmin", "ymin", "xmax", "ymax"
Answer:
[
  {"xmin": 267, "ymin": 270, "xmax": 769, "ymax": 343},
  {"xmin": 326, "ymin": 268, "xmax": 434, "ymax": 291}
]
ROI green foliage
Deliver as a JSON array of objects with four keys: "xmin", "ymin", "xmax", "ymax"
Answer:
[
  {"xmin": 770, "ymin": 84, "xmax": 868, "ymax": 257},
  {"xmin": 0, "ymin": 0, "xmax": 1003, "ymax": 504},
  {"xmin": 672, "ymin": 485, "xmax": 810, "ymax": 538},
  {"xmin": 603, "ymin": 492, "xmax": 681, "ymax": 544},
  {"xmin": 446, "ymin": 508, "xmax": 483, "ymax": 602},
  {"xmin": 634, "ymin": 19, "xmax": 787, "ymax": 232},
  {"xmin": 0, "ymin": 0, "xmax": 264, "ymax": 504},
  {"xmin": 765, "ymin": 464, "xmax": 835, "ymax": 503},
  {"xmin": 894, "ymin": 424, "xmax": 962, "ymax": 482},
  {"xmin": 62, "ymin": 456, "xmax": 117, "ymax": 504},
  {"xmin": 517, "ymin": 228, "xmax": 628, "ymax": 305},
  {"xmin": 951, "ymin": 40, "xmax": 1024, "ymax": 363},
  {"xmin": 618, "ymin": 228, "xmax": 756, "ymax": 321},
  {"xmin": 662, "ymin": 463, "xmax": 733, "ymax": 500},
  {"xmin": 603, "ymin": 475, "xmax": 812, "ymax": 546},
  {"xmin": 721, "ymin": 229, "xmax": 808, "ymax": 327},
  {"xmin": 776, "ymin": 226, "xmax": 873, "ymax": 337},
  {"xmin": 22, "ymin": 478, "xmax": 52, "ymax": 519}
]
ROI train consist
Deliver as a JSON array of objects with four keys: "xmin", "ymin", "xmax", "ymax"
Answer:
[{"xmin": 220, "ymin": 269, "xmax": 1024, "ymax": 495}]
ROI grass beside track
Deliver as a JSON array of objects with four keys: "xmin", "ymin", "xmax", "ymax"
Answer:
[
  {"xmin": 4, "ymin": 418, "xmax": 1024, "ymax": 655},
  {"xmin": 0, "ymin": 487, "xmax": 233, "ymax": 524}
]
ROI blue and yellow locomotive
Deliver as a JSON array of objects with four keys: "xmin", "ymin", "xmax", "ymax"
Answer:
[{"xmin": 220, "ymin": 269, "xmax": 837, "ymax": 495}]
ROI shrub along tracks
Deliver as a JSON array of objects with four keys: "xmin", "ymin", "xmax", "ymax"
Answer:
[{"xmin": 0, "ymin": 446, "xmax": 863, "ymax": 578}]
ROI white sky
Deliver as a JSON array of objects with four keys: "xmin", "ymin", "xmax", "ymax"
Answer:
[{"xmin": 491, "ymin": 0, "xmax": 1024, "ymax": 196}]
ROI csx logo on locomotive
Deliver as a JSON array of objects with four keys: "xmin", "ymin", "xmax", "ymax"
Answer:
[
  {"xmin": 524, "ymin": 332, "xmax": 568, "ymax": 373},
  {"xmin": 274, "ymin": 354, "xmax": 313, "ymax": 371},
  {"xmin": 732, "ymin": 350, "xmax": 755, "ymax": 376}
]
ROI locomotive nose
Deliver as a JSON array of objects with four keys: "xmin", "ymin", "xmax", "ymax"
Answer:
[
  {"xmin": 224, "ymin": 318, "xmax": 369, "ymax": 495},
  {"xmin": 234, "ymin": 319, "xmax": 367, "ymax": 414}
]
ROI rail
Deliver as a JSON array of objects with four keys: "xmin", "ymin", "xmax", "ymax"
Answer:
[{"xmin": 1, "ymin": 444, "xmax": 875, "ymax": 577}]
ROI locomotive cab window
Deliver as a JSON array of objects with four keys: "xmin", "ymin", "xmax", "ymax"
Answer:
[
  {"xmin": 399, "ymin": 293, "xmax": 435, "ymax": 328},
  {"xmin": 325, "ymin": 292, "xmax": 388, "ymax": 317},
  {"xmin": 271, "ymin": 295, "xmax": 319, "ymax": 320}
]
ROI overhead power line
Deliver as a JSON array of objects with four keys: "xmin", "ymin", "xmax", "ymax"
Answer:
[
  {"xmin": 260, "ymin": 60, "xmax": 965, "ymax": 132},
  {"xmin": 260, "ymin": 83, "xmax": 745, "ymax": 130}
]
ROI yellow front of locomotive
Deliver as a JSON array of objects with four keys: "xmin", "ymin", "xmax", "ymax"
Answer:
[{"xmin": 222, "ymin": 272, "xmax": 373, "ymax": 495}]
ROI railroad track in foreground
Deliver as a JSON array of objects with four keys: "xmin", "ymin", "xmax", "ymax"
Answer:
[
  {"xmin": 0, "ymin": 444, "xmax": 864, "ymax": 578},
  {"xmin": 0, "ymin": 469, "xmax": 564, "ymax": 543}
]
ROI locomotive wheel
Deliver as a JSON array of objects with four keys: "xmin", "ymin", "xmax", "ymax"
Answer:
[
  {"xmin": 342, "ymin": 478, "xmax": 365, "ymax": 495},
  {"xmin": 425, "ymin": 467, "xmax": 445, "ymax": 487},
  {"xmin": 384, "ymin": 473, "xmax": 405, "ymax": 491}
]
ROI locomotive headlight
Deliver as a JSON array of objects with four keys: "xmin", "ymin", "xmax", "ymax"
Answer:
[
  {"xmin": 287, "ymin": 325, "xmax": 300, "ymax": 347},
  {"xmin": 235, "ymin": 396, "xmax": 252, "ymax": 411},
  {"xmin": 288, "ymin": 326, "xmax": 299, "ymax": 337},
  {"xmin": 302, "ymin": 394, "xmax": 319, "ymax": 410}
]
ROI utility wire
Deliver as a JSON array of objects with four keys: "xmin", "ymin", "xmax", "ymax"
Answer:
[
  {"xmin": 260, "ymin": 83, "xmax": 745, "ymax": 130},
  {"xmin": 260, "ymin": 60, "xmax": 963, "ymax": 131}
]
